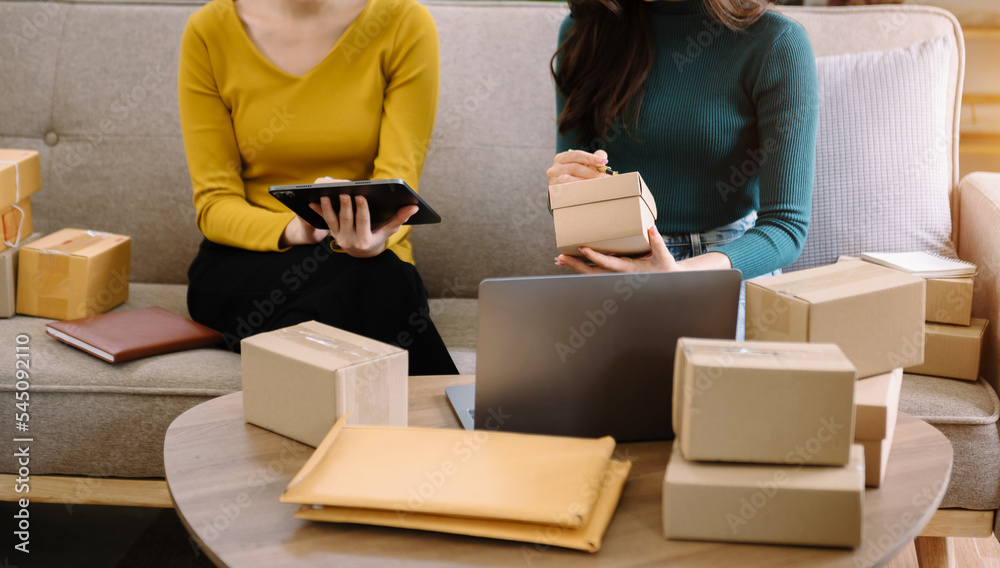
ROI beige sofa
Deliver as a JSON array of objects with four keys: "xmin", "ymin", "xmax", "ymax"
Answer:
[{"xmin": 1, "ymin": 0, "xmax": 999, "ymax": 559}]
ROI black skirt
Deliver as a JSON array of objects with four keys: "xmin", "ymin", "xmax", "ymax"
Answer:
[{"xmin": 187, "ymin": 237, "xmax": 458, "ymax": 376}]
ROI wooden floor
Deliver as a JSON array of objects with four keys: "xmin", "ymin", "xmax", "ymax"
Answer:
[{"xmin": 888, "ymin": 537, "xmax": 1000, "ymax": 568}]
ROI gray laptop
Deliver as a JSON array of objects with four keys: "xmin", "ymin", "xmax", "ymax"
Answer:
[{"xmin": 446, "ymin": 270, "xmax": 742, "ymax": 442}]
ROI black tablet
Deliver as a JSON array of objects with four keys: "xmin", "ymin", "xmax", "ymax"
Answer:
[{"xmin": 268, "ymin": 179, "xmax": 441, "ymax": 230}]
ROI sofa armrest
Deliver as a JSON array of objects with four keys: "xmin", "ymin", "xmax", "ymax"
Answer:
[{"xmin": 958, "ymin": 172, "xmax": 1000, "ymax": 398}]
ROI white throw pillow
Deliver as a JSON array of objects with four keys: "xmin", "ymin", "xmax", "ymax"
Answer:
[{"xmin": 788, "ymin": 35, "xmax": 956, "ymax": 272}]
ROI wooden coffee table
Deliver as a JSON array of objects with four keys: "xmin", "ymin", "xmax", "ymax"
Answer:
[{"xmin": 164, "ymin": 375, "xmax": 952, "ymax": 568}]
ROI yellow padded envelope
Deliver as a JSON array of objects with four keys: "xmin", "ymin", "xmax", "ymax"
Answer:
[{"xmin": 281, "ymin": 415, "xmax": 631, "ymax": 552}]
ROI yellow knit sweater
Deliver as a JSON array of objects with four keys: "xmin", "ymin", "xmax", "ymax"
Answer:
[{"xmin": 178, "ymin": 0, "xmax": 440, "ymax": 263}]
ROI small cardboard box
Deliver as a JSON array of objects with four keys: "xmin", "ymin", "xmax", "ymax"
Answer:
[
  {"xmin": 0, "ymin": 149, "xmax": 42, "ymax": 209},
  {"xmin": 242, "ymin": 321, "xmax": 408, "ymax": 447},
  {"xmin": 0, "ymin": 198, "xmax": 33, "ymax": 254},
  {"xmin": 746, "ymin": 260, "xmax": 926, "ymax": 378},
  {"xmin": 904, "ymin": 319, "xmax": 988, "ymax": 381},
  {"xmin": 673, "ymin": 338, "xmax": 857, "ymax": 466},
  {"xmin": 854, "ymin": 368, "xmax": 902, "ymax": 488},
  {"xmin": 926, "ymin": 277, "xmax": 973, "ymax": 326},
  {"xmin": 854, "ymin": 368, "xmax": 903, "ymax": 442},
  {"xmin": 16, "ymin": 228, "xmax": 131, "ymax": 320},
  {"xmin": 858, "ymin": 434, "xmax": 893, "ymax": 488},
  {"xmin": 662, "ymin": 444, "xmax": 864, "ymax": 548},
  {"xmin": 548, "ymin": 172, "xmax": 657, "ymax": 256},
  {"xmin": 0, "ymin": 150, "xmax": 42, "ymax": 210},
  {"xmin": 0, "ymin": 231, "xmax": 41, "ymax": 318}
]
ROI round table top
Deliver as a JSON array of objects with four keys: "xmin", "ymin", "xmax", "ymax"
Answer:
[{"xmin": 164, "ymin": 375, "xmax": 952, "ymax": 568}]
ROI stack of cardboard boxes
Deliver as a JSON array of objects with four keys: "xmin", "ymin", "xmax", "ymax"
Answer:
[
  {"xmin": 663, "ymin": 260, "xmax": 930, "ymax": 547},
  {"xmin": 904, "ymin": 274, "xmax": 986, "ymax": 382},
  {"xmin": 0, "ymin": 149, "xmax": 41, "ymax": 317},
  {"xmin": 744, "ymin": 260, "xmax": 925, "ymax": 486},
  {"xmin": 0, "ymin": 148, "xmax": 133, "ymax": 321},
  {"xmin": 663, "ymin": 338, "xmax": 865, "ymax": 548}
]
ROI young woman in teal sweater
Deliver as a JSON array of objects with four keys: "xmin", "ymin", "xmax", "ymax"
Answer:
[{"xmin": 547, "ymin": 0, "xmax": 819, "ymax": 282}]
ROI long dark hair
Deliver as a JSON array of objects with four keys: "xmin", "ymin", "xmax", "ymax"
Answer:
[{"xmin": 552, "ymin": 0, "xmax": 771, "ymax": 145}]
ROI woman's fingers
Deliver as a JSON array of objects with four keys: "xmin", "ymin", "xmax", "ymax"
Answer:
[
  {"xmin": 319, "ymin": 196, "xmax": 340, "ymax": 233},
  {"xmin": 353, "ymin": 196, "xmax": 373, "ymax": 240},
  {"xmin": 555, "ymin": 253, "xmax": 611, "ymax": 275},
  {"xmin": 547, "ymin": 150, "xmax": 612, "ymax": 185},
  {"xmin": 578, "ymin": 247, "xmax": 634, "ymax": 272},
  {"xmin": 373, "ymin": 204, "xmax": 419, "ymax": 240}
]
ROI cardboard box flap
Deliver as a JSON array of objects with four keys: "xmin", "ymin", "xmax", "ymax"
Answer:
[
  {"xmin": 548, "ymin": 172, "xmax": 658, "ymax": 219},
  {"xmin": 243, "ymin": 321, "xmax": 404, "ymax": 371},
  {"xmin": 25, "ymin": 228, "xmax": 130, "ymax": 258},
  {"xmin": 753, "ymin": 260, "xmax": 924, "ymax": 304},
  {"xmin": 665, "ymin": 445, "xmax": 865, "ymax": 489},
  {"xmin": 679, "ymin": 338, "xmax": 856, "ymax": 373}
]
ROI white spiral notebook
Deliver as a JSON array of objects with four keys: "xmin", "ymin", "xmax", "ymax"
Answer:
[{"xmin": 860, "ymin": 251, "xmax": 976, "ymax": 278}]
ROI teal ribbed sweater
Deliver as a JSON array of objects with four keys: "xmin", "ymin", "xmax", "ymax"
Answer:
[{"xmin": 556, "ymin": 0, "xmax": 819, "ymax": 279}]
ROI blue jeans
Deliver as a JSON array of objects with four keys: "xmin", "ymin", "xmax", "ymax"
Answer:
[{"xmin": 660, "ymin": 211, "xmax": 779, "ymax": 341}]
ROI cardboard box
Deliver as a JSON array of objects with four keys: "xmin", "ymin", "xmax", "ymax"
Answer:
[
  {"xmin": 0, "ymin": 198, "xmax": 33, "ymax": 253},
  {"xmin": 673, "ymin": 338, "xmax": 857, "ymax": 466},
  {"xmin": 0, "ymin": 149, "xmax": 42, "ymax": 208},
  {"xmin": 16, "ymin": 228, "xmax": 131, "ymax": 320},
  {"xmin": 853, "ymin": 368, "xmax": 901, "ymax": 488},
  {"xmin": 926, "ymin": 277, "xmax": 973, "ymax": 326},
  {"xmin": 854, "ymin": 368, "xmax": 903, "ymax": 442},
  {"xmin": 0, "ymin": 231, "xmax": 41, "ymax": 318},
  {"xmin": 662, "ymin": 444, "xmax": 864, "ymax": 548},
  {"xmin": 904, "ymin": 319, "xmax": 988, "ymax": 381},
  {"xmin": 242, "ymin": 321, "xmax": 408, "ymax": 447},
  {"xmin": 858, "ymin": 433, "xmax": 893, "ymax": 488},
  {"xmin": 548, "ymin": 172, "xmax": 657, "ymax": 256},
  {"xmin": 746, "ymin": 260, "xmax": 926, "ymax": 378}
]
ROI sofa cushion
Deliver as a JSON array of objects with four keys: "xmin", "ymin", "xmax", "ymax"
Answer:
[
  {"xmin": 430, "ymin": 297, "xmax": 478, "ymax": 375},
  {"xmin": 789, "ymin": 35, "xmax": 957, "ymax": 271},
  {"xmin": 900, "ymin": 373, "xmax": 1000, "ymax": 509},
  {"xmin": 0, "ymin": 283, "xmax": 241, "ymax": 478}
]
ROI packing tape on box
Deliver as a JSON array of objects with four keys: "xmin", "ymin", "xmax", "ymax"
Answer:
[
  {"xmin": 682, "ymin": 344, "xmax": 823, "ymax": 363},
  {"xmin": 1, "ymin": 204, "xmax": 23, "ymax": 247},
  {"xmin": 275, "ymin": 328, "xmax": 394, "ymax": 423},
  {"xmin": 773, "ymin": 263, "xmax": 895, "ymax": 298},
  {"xmin": 36, "ymin": 252, "xmax": 70, "ymax": 317},
  {"xmin": 275, "ymin": 328, "xmax": 380, "ymax": 362},
  {"xmin": 36, "ymin": 231, "xmax": 117, "ymax": 255},
  {"xmin": 32, "ymin": 232, "xmax": 117, "ymax": 316},
  {"xmin": 0, "ymin": 161, "xmax": 24, "ymax": 247}
]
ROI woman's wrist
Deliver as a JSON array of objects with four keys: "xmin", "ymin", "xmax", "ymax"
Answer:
[{"xmin": 675, "ymin": 251, "xmax": 732, "ymax": 271}]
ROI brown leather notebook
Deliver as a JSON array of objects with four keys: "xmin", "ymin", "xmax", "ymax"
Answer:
[{"xmin": 46, "ymin": 306, "xmax": 224, "ymax": 363}]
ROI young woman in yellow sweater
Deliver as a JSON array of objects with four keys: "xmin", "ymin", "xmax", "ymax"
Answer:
[{"xmin": 178, "ymin": 0, "xmax": 457, "ymax": 374}]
